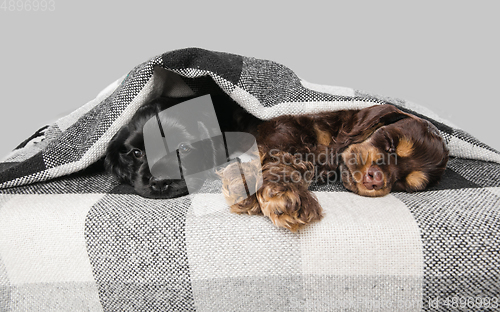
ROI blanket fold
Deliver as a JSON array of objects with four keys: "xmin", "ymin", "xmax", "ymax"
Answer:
[
  {"xmin": 0, "ymin": 48, "xmax": 499, "ymax": 311},
  {"xmin": 0, "ymin": 47, "xmax": 499, "ymax": 188}
]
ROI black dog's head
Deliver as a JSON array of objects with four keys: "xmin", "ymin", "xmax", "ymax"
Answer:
[{"xmin": 105, "ymin": 98, "xmax": 224, "ymax": 198}]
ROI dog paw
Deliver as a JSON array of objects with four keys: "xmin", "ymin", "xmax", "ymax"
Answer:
[
  {"xmin": 229, "ymin": 193, "xmax": 262, "ymax": 215},
  {"xmin": 219, "ymin": 159, "xmax": 262, "ymax": 206},
  {"xmin": 256, "ymin": 182, "xmax": 323, "ymax": 232}
]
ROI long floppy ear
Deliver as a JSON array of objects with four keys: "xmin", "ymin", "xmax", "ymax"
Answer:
[
  {"xmin": 334, "ymin": 104, "xmax": 411, "ymax": 150},
  {"xmin": 353, "ymin": 104, "xmax": 410, "ymax": 133},
  {"xmin": 104, "ymin": 127, "xmax": 134, "ymax": 182}
]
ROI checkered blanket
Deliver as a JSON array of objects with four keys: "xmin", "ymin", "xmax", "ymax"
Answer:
[{"xmin": 1, "ymin": 48, "xmax": 499, "ymax": 311}]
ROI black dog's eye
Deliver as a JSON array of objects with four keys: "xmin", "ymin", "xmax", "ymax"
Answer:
[
  {"xmin": 178, "ymin": 143, "xmax": 192, "ymax": 154},
  {"xmin": 132, "ymin": 148, "xmax": 145, "ymax": 158}
]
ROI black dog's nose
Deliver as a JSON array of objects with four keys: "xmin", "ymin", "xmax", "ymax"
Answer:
[{"xmin": 150, "ymin": 177, "xmax": 171, "ymax": 192}]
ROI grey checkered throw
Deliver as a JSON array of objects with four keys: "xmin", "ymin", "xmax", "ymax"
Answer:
[{"xmin": 0, "ymin": 48, "xmax": 499, "ymax": 311}]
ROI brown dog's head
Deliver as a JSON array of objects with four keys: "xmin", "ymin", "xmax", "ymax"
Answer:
[{"xmin": 338, "ymin": 104, "xmax": 449, "ymax": 197}]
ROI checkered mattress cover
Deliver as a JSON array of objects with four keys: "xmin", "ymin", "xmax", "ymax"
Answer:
[{"xmin": 0, "ymin": 48, "xmax": 499, "ymax": 311}]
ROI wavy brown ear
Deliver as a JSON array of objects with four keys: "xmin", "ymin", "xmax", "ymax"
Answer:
[
  {"xmin": 353, "ymin": 104, "xmax": 410, "ymax": 133},
  {"xmin": 334, "ymin": 104, "xmax": 411, "ymax": 150}
]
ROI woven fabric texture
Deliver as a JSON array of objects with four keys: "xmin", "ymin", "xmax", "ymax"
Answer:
[{"xmin": 0, "ymin": 48, "xmax": 499, "ymax": 311}]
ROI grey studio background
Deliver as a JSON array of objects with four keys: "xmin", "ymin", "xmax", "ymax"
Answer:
[{"xmin": 0, "ymin": 1, "xmax": 498, "ymax": 161}]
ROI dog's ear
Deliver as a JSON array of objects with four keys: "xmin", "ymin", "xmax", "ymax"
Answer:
[
  {"xmin": 353, "ymin": 104, "xmax": 409, "ymax": 133},
  {"xmin": 104, "ymin": 127, "xmax": 134, "ymax": 182},
  {"xmin": 329, "ymin": 104, "xmax": 411, "ymax": 153},
  {"xmin": 346, "ymin": 104, "xmax": 410, "ymax": 143}
]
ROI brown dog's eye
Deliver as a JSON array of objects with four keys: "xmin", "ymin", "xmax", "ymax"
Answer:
[
  {"xmin": 386, "ymin": 142, "xmax": 395, "ymax": 153},
  {"xmin": 178, "ymin": 143, "xmax": 192, "ymax": 154},
  {"xmin": 378, "ymin": 127, "xmax": 396, "ymax": 153},
  {"xmin": 132, "ymin": 149, "xmax": 145, "ymax": 158},
  {"xmin": 383, "ymin": 134, "xmax": 396, "ymax": 153}
]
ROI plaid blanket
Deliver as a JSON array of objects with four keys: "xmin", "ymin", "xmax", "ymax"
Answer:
[{"xmin": 0, "ymin": 48, "xmax": 499, "ymax": 311}]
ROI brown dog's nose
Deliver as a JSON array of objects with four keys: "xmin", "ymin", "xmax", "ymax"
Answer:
[
  {"xmin": 363, "ymin": 166, "xmax": 384, "ymax": 190},
  {"xmin": 150, "ymin": 177, "xmax": 171, "ymax": 192}
]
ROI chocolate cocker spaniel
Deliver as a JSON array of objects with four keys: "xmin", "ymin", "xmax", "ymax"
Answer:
[
  {"xmin": 224, "ymin": 103, "xmax": 449, "ymax": 231},
  {"xmin": 106, "ymin": 95, "xmax": 449, "ymax": 231}
]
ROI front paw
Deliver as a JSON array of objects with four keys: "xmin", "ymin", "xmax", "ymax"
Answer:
[
  {"xmin": 219, "ymin": 159, "xmax": 262, "ymax": 205},
  {"xmin": 257, "ymin": 182, "xmax": 323, "ymax": 232},
  {"xmin": 229, "ymin": 193, "xmax": 262, "ymax": 215}
]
